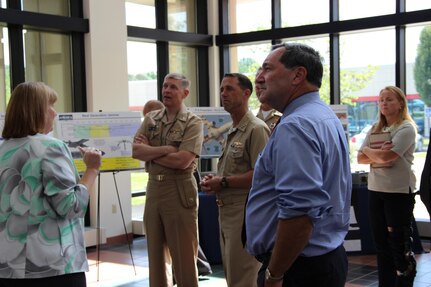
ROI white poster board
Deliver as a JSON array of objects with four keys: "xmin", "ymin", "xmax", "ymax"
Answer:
[
  {"xmin": 330, "ymin": 104, "xmax": 348, "ymax": 134},
  {"xmin": 55, "ymin": 111, "xmax": 144, "ymax": 172},
  {"xmin": 188, "ymin": 107, "xmax": 232, "ymax": 158}
]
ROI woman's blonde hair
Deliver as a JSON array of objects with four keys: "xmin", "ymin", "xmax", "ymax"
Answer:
[
  {"xmin": 373, "ymin": 86, "xmax": 416, "ymax": 133},
  {"xmin": 2, "ymin": 82, "xmax": 58, "ymax": 139}
]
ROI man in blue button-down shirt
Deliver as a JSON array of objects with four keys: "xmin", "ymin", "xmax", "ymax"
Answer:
[{"xmin": 245, "ymin": 43, "xmax": 352, "ymax": 287}]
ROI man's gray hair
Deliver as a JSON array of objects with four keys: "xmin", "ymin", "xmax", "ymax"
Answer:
[{"xmin": 165, "ymin": 73, "xmax": 191, "ymax": 89}]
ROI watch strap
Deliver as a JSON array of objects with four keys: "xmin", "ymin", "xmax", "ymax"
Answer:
[{"xmin": 265, "ymin": 268, "xmax": 284, "ymax": 282}]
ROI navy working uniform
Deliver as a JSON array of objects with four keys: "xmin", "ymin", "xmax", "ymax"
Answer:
[{"xmin": 135, "ymin": 106, "xmax": 203, "ymax": 287}]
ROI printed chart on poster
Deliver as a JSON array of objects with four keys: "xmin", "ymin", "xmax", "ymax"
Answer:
[
  {"xmin": 188, "ymin": 107, "xmax": 232, "ymax": 158},
  {"xmin": 330, "ymin": 104, "xmax": 348, "ymax": 133},
  {"xmin": 55, "ymin": 112, "xmax": 144, "ymax": 173},
  {"xmin": 330, "ymin": 104, "xmax": 349, "ymax": 140}
]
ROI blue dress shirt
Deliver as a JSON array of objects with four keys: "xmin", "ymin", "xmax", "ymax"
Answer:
[{"xmin": 245, "ymin": 92, "xmax": 352, "ymax": 257}]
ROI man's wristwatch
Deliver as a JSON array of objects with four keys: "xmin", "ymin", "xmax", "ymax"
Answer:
[
  {"xmin": 220, "ymin": 176, "xmax": 229, "ymax": 188},
  {"xmin": 265, "ymin": 268, "xmax": 284, "ymax": 282}
]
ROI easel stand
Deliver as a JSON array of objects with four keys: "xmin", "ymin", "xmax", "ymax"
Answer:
[{"xmin": 95, "ymin": 170, "xmax": 137, "ymax": 281}]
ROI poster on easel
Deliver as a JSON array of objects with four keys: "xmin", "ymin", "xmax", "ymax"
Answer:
[
  {"xmin": 55, "ymin": 112, "xmax": 144, "ymax": 173},
  {"xmin": 188, "ymin": 107, "xmax": 232, "ymax": 158}
]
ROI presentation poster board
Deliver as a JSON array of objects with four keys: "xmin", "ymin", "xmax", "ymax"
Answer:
[
  {"xmin": 330, "ymin": 104, "xmax": 349, "ymax": 140},
  {"xmin": 55, "ymin": 112, "xmax": 144, "ymax": 173},
  {"xmin": 188, "ymin": 107, "xmax": 232, "ymax": 158}
]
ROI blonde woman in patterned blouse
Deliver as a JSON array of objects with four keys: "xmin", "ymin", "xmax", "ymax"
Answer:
[{"xmin": 0, "ymin": 82, "xmax": 101, "ymax": 287}]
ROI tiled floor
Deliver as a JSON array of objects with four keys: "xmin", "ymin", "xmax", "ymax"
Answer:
[{"xmin": 86, "ymin": 237, "xmax": 431, "ymax": 287}]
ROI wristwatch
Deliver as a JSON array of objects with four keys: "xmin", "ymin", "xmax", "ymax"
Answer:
[
  {"xmin": 220, "ymin": 176, "xmax": 229, "ymax": 188},
  {"xmin": 265, "ymin": 268, "xmax": 284, "ymax": 283}
]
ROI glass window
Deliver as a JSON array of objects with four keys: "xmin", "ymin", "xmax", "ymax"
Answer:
[
  {"xmin": 407, "ymin": 0, "xmax": 431, "ymax": 12},
  {"xmin": 341, "ymin": 29, "xmax": 395, "ymax": 171},
  {"xmin": 24, "ymin": 29, "xmax": 72, "ymax": 113},
  {"xmin": 281, "ymin": 0, "xmax": 329, "ymax": 27},
  {"xmin": 127, "ymin": 41, "xmax": 158, "ymax": 111},
  {"xmin": 406, "ymin": 25, "xmax": 426, "ymax": 96},
  {"xmin": 125, "ymin": 0, "xmax": 156, "ymax": 28},
  {"xmin": 168, "ymin": 44, "xmax": 197, "ymax": 107},
  {"xmin": 229, "ymin": 42, "xmax": 271, "ymax": 110},
  {"xmin": 127, "ymin": 40, "xmax": 157, "ymax": 220},
  {"xmin": 406, "ymin": 24, "xmax": 431, "ymax": 221},
  {"xmin": 406, "ymin": 24, "xmax": 430, "ymax": 137},
  {"xmin": 229, "ymin": 0, "xmax": 271, "ymax": 33},
  {"xmin": 22, "ymin": 0, "xmax": 69, "ymax": 16},
  {"xmin": 167, "ymin": 0, "xmax": 195, "ymax": 33},
  {"xmin": 0, "ymin": 26, "xmax": 10, "ymax": 110},
  {"xmin": 339, "ymin": 0, "xmax": 394, "ymax": 21}
]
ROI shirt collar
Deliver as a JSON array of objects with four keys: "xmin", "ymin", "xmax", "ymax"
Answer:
[
  {"xmin": 232, "ymin": 110, "xmax": 254, "ymax": 133},
  {"xmin": 154, "ymin": 104, "xmax": 188, "ymax": 123},
  {"xmin": 282, "ymin": 91, "xmax": 321, "ymax": 119}
]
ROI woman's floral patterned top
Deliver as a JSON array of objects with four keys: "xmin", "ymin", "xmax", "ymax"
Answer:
[{"xmin": 0, "ymin": 134, "xmax": 89, "ymax": 278}]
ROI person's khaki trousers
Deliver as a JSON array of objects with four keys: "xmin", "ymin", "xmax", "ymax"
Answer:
[
  {"xmin": 144, "ymin": 178, "xmax": 199, "ymax": 287},
  {"xmin": 218, "ymin": 193, "xmax": 261, "ymax": 287}
]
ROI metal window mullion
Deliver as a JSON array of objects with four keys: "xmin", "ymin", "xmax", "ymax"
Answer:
[
  {"xmin": 8, "ymin": 24, "xmax": 25, "ymax": 89},
  {"xmin": 70, "ymin": 0, "xmax": 87, "ymax": 112},
  {"xmin": 330, "ymin": 35, "xmax": 340, "ymax": 104}
]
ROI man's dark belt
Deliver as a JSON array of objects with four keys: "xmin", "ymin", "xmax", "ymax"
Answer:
[
  {"xmin": 255, "ymin": 244, "xmax": 344, "ymax": 263},
  {"xmin": 255, "ymin": 252, "xmax": 271, "ymax": 263},
  {"xmin": 148, "ymin": 173, "xmax": 192, "ymax": 182}
]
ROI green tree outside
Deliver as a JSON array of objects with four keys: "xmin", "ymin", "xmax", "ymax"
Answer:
[
  {"xmin": 238, "ymin": 57, "xmax": 261, "ymax": 110},
  {"xmin": 238, "ymin": 55, "xmax": 377, "ymax": 111},
  {"xmin": 414, "ymin": 26, "xmax": 431, "ymax": 106}
]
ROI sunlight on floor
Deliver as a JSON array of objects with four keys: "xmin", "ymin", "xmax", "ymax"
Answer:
[{"xmin": 87, "ymin": 259, "xmax": 148, "ymax": 287}]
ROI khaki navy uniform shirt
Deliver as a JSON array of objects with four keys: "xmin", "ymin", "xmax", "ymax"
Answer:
[
  {"xmin": 135, "ymin": 105, "xmax": 203, "ymax": 175},
  {"xmin": 215, "ymin": 110, "xmax": 269, "ymax": 287},
  {"xmin": 135, "ymin": 105, "xmax": 203, "ymax": 286},
  {"xmin": 256, "ymin": 108, "xmax": 282, "ymax": 131},
  {"xmin": 217, "ymin": 110, "xmax": 270, "ymax": 201}
]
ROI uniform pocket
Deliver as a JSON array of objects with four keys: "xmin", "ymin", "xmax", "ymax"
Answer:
[
  {"xmin": 166, "ymin": 129, "xmax": 183, "ymax": 147},
  {"xmin": 229, "ymin": 141, "xmax": 244, "ymax": 162},
  {"xmin": 177, "ymin": 177, "xmax": 198, "ymax": 208}
]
